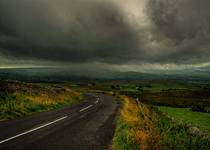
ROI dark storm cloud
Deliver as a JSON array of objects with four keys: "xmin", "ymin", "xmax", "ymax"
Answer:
[
  {"xmin": 146, "ymin": 0, "xmax": 210, "ymax": 63},
  {"xmin": 1, "ymin": 0, "xmax": 210, "ymax": 67},
  {"xmin": 0, "ymin": 0, "xmax": 139, "ymax": 63}
]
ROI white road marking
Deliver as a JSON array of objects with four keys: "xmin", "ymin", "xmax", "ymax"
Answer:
[
  {"xmin": 94, "ymin": 100, "xmax": 98, "ymax": 104},
  {"xmin": 0, "ymin": 116, "xmax": 68, "ymax": 144},
  {"xmin": 94, "ymin": 96, "xmax": 100, "ymax": 104},
  {"xmin": 79, "ymin": 105, "xmax": 93, "ymax": 112}
]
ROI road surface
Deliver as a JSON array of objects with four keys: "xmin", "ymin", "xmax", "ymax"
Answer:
[{"xmin": 0, "ymin": 93, "xmax": 119, "ymax": 150}]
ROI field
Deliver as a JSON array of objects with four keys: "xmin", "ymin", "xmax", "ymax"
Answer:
[
  {"xmin": 88, "ymin": 80, "xmax": 210, "ymax": 108},
  {"xmin": 0, "ymin": 81, "xmax": 82, "ymax": 121},
  {"xmin": 158, "ymin": 106, "xmax": 210, "ymax": 133}
]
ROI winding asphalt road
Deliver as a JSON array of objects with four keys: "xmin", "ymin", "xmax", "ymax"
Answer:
[{"xmin": 0, "ymin": 93, "xmax": 119, "ymax": 150}]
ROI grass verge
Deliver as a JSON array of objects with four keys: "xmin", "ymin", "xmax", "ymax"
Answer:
[
  {"xmin": 0, "ymin": 88, "xmax": 82, "ymax": 121},
  {"xmin": 111, "ymin": 96, "xmax": 210, "ymax": 150}
]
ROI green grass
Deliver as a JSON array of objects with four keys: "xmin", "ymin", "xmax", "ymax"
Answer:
[
  {"xmin": 158, "ymin": 106, "xmax": 210, "ymax": 133},
  {"xmin": 112, "ymin": 121, "xmax": 138, "ymax": 150},
  {"xmin": 157, "ymin": 111, "xmax": 210, "ymax": 150},
  {"xmin": 0, "ymin": 91, "xmax": 82, "ymax": 121},
  {"xmin": 112, "ymin": 97, "xmax": 210, "ymax": 150}
]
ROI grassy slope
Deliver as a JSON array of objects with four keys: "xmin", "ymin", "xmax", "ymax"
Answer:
[
  {"xmin": 0, "ymin": 88, "xmax": 82, "ymax": 121},
  {"xmin": 112, "ymin": 96, "xmax": 162, "ymax": 150},
  {"xmin": 112, "ymin": 96, "xmax": 210, "ymax": 150},
  {"xmin": 158, "ymin": 106, "xmax": 210, "ymax": 133}
]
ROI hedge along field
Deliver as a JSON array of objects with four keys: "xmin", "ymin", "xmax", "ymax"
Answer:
[
  {"xmin": 158, "ymin": 106, "xmax": 210, "ymax": 133},
  {"xmin": 0, "ymin": 83, "xmax": 82, "ymax": 121},
  {"xmin": 111, "ymin": 96, "xmax": 210, "ymax": 150}
]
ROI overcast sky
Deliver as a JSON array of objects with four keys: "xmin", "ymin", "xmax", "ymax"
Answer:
[{"xmin": 0, "ymin": 0, "xmax": 210, "ymax": 71}]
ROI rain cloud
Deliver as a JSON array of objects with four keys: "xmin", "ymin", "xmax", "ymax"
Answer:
[{"xmin": 0, "ymin": 0, "xmax": 210, "ymax": 70}]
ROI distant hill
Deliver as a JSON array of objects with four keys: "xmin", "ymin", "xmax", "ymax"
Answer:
[{"xmin": 1, "ymin": 68, "xmax": 210, "ymax": 82}]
